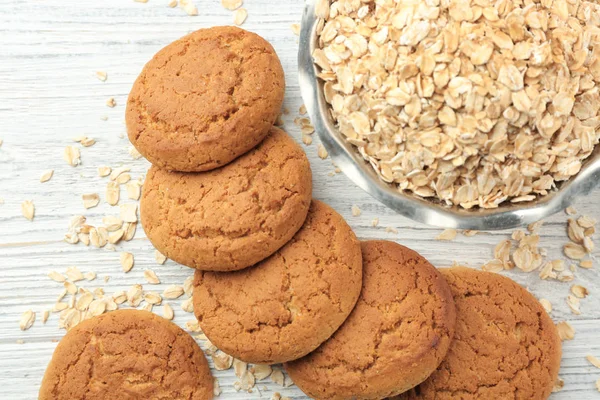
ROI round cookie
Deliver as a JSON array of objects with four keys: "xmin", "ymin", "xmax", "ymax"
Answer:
[
  {"xmin": 193, "ymin": 200, "xmax": 363, "ymax": 364},
  {"xmin": 140, "ymin": 127, "xmax": 312, "ymax": 272},
  {"xmin": 39, "ymin": 310, "xmax": 213, "ymax": 400},
  {"xmin": 398, "ymin": 267, "xmax": 562, "ymax": 400},
  {"xmin": 284, "ymin": 240, "xmax": 456, "ymax": 400},
  {"xmin": 126, "ymin": 26, "xmax": 285, "ymax": 172}
]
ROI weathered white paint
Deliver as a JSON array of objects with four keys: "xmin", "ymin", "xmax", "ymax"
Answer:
[{"xmin": 0, "ymin": 0, "xmax": 599, "ymax": 398}]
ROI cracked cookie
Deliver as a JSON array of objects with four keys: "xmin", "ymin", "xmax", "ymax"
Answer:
[
  {"xmin": 284, "ymin": 240, "xmax": 456, "ymax": 400},
  {"xmin": 397, "ymin": 267, "xmax": 562, "ymax": 400},
  {"xmin": 39, "ymin": 309, "xmax": 213, "ymax": 400},
  {"xmin": 126, "ymin": 26, "xmax": 285, "ymax": 172},
  {"xmin": 192, "ymin": 200, "xmax": 362, "ymax": 364},
  {"xmin": 140, "ymin": 127, "xmax": 312, "ymax": 271}
]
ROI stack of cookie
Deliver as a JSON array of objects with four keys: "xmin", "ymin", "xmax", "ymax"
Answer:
[{"xmin": 39, "ymin": 26, "xmax": 563, "ymax": 400}]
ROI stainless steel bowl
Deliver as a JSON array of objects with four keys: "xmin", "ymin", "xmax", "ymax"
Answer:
[{"xmin": 298, "ymin": 0, "xmax": 600, "ymax": 230}]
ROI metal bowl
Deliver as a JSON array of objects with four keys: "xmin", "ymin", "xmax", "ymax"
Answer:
[{"xmin": 298, "ymin": 0, "xmax": 600, "ymax": 230}]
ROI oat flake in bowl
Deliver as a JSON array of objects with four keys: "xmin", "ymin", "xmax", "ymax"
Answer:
[{"xmin": 312, "ymin": 0, "xmax": 600, "ymax": 209}]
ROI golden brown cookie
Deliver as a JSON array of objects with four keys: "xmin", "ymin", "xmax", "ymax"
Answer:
[
  {"xmin": 397, "ymin": 267, "xmax": 562, "ymax": 400},
  {"xmin": 39, "ymin": 310, "xmax": 213, "ymax": 400},
  {"xmin": 126, "ymin": 26, "xmax": 285, "ymax": 172},
  {"xmin": 193, "ymin": 200, "xmax": 362, "ymax": 364},
  {"xmin": 140, "ymin": 127, "xmax": 312, "ymax": 271},
  {"xmin": 284, "ymin": 240, "xmax": 456, "ymax": 400}
]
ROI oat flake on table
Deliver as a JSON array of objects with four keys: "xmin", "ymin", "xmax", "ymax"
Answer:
[{"xmin": 314, "ymin": 0, "xmax": 600, "ymax": 209}]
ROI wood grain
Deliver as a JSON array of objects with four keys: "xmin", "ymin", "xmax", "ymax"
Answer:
[{"xmin": 0, "ymin": 0, "xmax": 599, "ymax": 398}]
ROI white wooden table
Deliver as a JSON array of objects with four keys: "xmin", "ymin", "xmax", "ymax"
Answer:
[{"xmin": 0, "ymin": 1, "xmax": 599, "ymax": 399}]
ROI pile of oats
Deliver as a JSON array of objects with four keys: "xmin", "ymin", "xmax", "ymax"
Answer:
[{"xmin": 314, "ymin": 0, "xmax": 600, "ymax": 208}]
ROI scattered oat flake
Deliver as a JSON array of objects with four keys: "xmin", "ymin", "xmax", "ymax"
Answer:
[
  {"xmin": 144, "ymin": 269, "xmax": 160, "ymax": 284},
  {"xmin": 371, "ymin": 217, "xmax": 379, "ymax": 227},
  {"xmin": 106, "ymin": 181, "xmax": 120, "ymax": 206},
  {"xmin": 96, "ymin": 71, "xmax": 107, "ymax": 81},
  {"xmin": 221, "ymin": 0, "xmax": 242, "ymax": 10},
  {"xmin": 106, "ymin": 98, "xmax": 116, "ymax": 108},
  {"xmin": 212, "ymin": 352, "xmax": 234, "ymax": 370},
  {"xmin": 21, "ymin": 200, "xmax": 35, "ymax": 221},
  {"xmin": 40, "ymin": 170, "xmax": 54, "ymax": 183},
  {"xmin": 180, "ymin": 0, "xmax": 198, "ymax": 15},
  {"xmin": 64, "ymin": 146, "xmax": 81, "ymax": 167},
  {"xmin": 181, "ymin": 297, "xmax": 194, "ymax": 313},
  {"xmin": 317, "ymin": 144, "xmax": 328, "ymax": 159},
  {"xmin": 527, "ymin": 221, "xmax": 543, "ymax": 233},
  {"xmin": 48, "ymin": 271, "xmax": 66, "ymax": 282},
  {"xmin": 567, "ymin": 295, "xmax": 581, "ymax": 315},
  {"xmin": 126, "ymin": 181, "xmax": 142, "ymax": 201},
  {"xmin": 233, "ymin": 8, "xmax": 247, "ymax": 26},
  {"xmin": 213, "ymin": 378, "xmax": 222, "ymax": 396},
  {"xmin": 302, "ymin": 135, "xmax": 313, "ymax": 145},
  {"xmin": 351, "ymin": 205, "xmax": 361, "ymax": 217},
  {"xmin": 120, "ymin": 252, "xmax": 134, "ymax": 273},
  {"xmin": 163, "ymin": 285, "xmax": 184, "ymax": 299},
  {"xmin": 80, "ymin": 137, "xmax": 95, "ymax": 147},
  {"xmin": 551, "ymin": 377, "xmax": 564, "ymax": 393},
  {"xmin": 42, "ymin": 310, "xmax": 49, "ymax": 324},
  {"xmin": 65, "ymin": 266, "xmax": 84, "ymax": 282},
  {"xmin": 98, "ymin": 166, "xmax": 111, "ymax": 177},
  {"xmin": 183, "ymin": 276, "xmax": 194, "ymax": 297},
  {"xmin": 564, "ymin": 243, "xmax": 587, "ymax": 260},
  {"xmin": 586, "ymin": 355, "xmax": 600, "ymax": 369},
  {"xmin": 462, "ymin": 230, "xmax": 478, "ymax": 237},
  {"xmin": 155, "ymin": 250, "xmax": 167, "ymax": 265},
  {"xmin": 291, "ymin": 23, "xmax": 301, "ymax": 36},
  {"xmin": 482, "ymin": 259, "xmax": 504, "ymax": 273},
  {"xmin": 127, "ymin": 284, "xmax": 143, "ymax": 307},
  {"xmin": 168, "ymin": 0, "xmax": 178, "ymax": 7},
  {"xmin": 82, "ymin": 193, "xmax": 100, "ymax": 209},
  {"xmin": 436, "ymin": 229, "xmax": 457, "ymax": 241},
  {"xmin": 580, "ymin": 260, "xmax": 593, "ymax": 269},
  {"xmin": 120, "ymin": 203, "xmax": 138, "ymax": 223},
  {"xmin": 565, "ymin": 206, "xmax": 578, "ymax": 215},
  {"xmin": 596, "ymin": 378, "xmax": 600, "ymax": 392},
  {"xmin": 539, "ymin": 299, "xmax": 552, "ymax": 314},
  {"xmin": 385, "ymin": 226, "xmax": 398, "ymax": 234},
  {"xmin": 128, "ymin": 146, "xmax": 142, "ymax": 160},
  {"xmin": 578, "ymin": 215, "xmax": 597, "ymax": 229},
  {"xmin": 252, "ymin": 364, "xmax": 272, "ymax": 380},
  {"xmin": 571, "ymin": 285, "xmax": 589, "ymax": 298},
  {"xmin": 270, "ymin": 368, "xmax": 285, "ymax": 386},
  {"xmin": 556, "ymin": 321, "xmax": 575, "ymax": 341},
  {"xmin": 19, "ymin": 310, "xmax": 35, "ymax": 331}
]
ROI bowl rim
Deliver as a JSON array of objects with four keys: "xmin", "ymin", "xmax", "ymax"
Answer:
[{"xmin": 298, "ymin": 0, "xmax": 600, "ymax": 230}]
